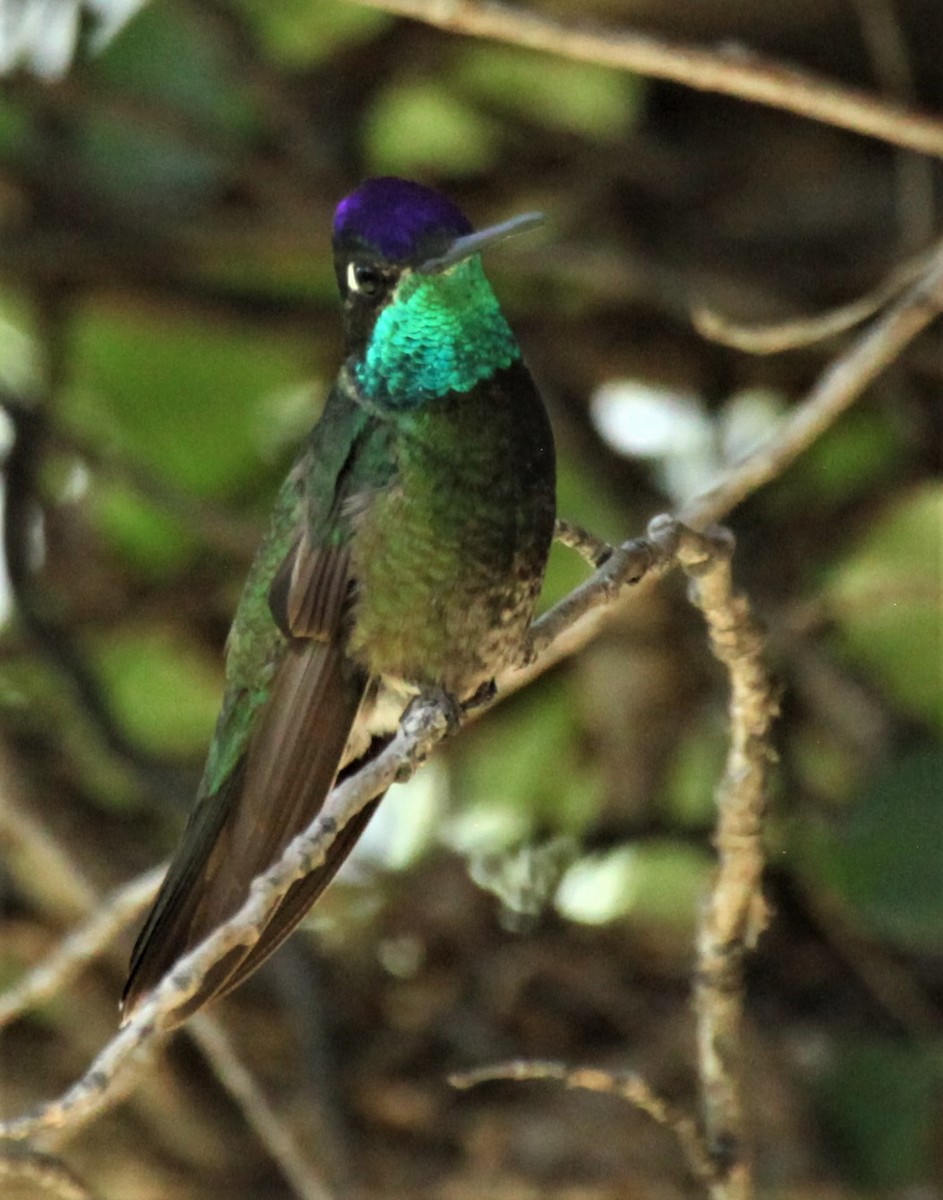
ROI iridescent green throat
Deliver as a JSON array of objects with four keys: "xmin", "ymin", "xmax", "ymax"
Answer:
[{"xmin": 354, "ymin": 256, "xmax": 520, "ymax": 408}]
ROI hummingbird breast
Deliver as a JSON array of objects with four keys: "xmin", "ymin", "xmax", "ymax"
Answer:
[{"xmin": 346, "ymin": 361, "xmax": 555, "ymax": 697}]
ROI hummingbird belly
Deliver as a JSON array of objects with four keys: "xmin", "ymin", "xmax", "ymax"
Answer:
[{"xmin": 345, "ymin": 376, "xmax": 553, "ymax": 697}]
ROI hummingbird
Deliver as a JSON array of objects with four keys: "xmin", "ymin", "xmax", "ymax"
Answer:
[{"xmin": 121, "ymin": 177, "xmax": 556, "ymax": 1025}]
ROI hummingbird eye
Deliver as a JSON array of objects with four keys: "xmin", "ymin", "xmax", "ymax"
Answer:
[{"xmin": 347, "ymin": 262, "xmax": 384, "ymax": 298}]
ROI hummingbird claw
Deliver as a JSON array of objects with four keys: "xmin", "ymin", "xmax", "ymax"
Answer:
[
  {"xmin": 462, "ymin": 678, "xmax": 497, "ymax": 713},
  {"xmin": 428, "ymin": 686, "xmax": 465, "ymax": 734}
]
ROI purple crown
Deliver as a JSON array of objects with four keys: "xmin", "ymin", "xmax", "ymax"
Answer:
[{"xmin": 333, "ymin": 177, "xmax": 473, "ymax": 262}]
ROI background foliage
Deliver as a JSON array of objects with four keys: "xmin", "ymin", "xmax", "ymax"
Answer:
[{"xmin": 0, "ymin": 1, "xmax": 941, "ymax": 1197}]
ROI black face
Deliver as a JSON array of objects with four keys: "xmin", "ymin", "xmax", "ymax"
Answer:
[{"xmin": 333, "ymin": 244, "xmax": 402, "ymax": 358}]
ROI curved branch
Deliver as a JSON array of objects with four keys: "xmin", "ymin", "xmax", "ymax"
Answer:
[
  {"xmin": 352, "ymin": 0, "xmax": 943, "ymax": 159},
  {"xmin": 0, "ymin": 868, "xmax": 164, "ymax": 1030},
  {"xmin": 0, "ymin": 1148, "xmax": 99, "ymax": 1200},
  {"xmin": 680, "ymin": 237, "xmax": 943, "ymax": 528},
  {"xmin": 450, "ymin": 1059, "xmax": 715, "ymax": 1182}
]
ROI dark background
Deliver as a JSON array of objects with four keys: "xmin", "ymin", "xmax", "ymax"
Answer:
[{"xmin": 0, "ymin": 1, "xmax": 941, "ymax": 1196}]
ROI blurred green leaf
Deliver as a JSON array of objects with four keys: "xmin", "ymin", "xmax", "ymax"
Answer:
[
  {"xmin": 0, "ymin": 290, "xmax": 39, "ymax": 394},
  {"xmin": 791, "ymin": 723, "xmax": 861, "ymax": 807},
  {"xmin": 0, "ymin": 95, "xmax": 31, "ymax": 158},
  {"xmin": 198, "ymin": 242, "xmax": 334, "ymax": 303},
  {"xmin": 816, "ymin": 1037, "xmax": 940, "ymax": 1187},
  {"xmin": 230, "ymin": 0, "xmax": 392, "ymax": 66},
  {"xmin": 663, "ymin": 711, "xmax": 727, "ymax": 826},
  {"xmin": 555, "ymin": 840, "xmax": 711, "ymax": 927},
  {"xmin": 801, "ymin": 745, "xmax": 943, "ymax": 952},
  {"xmin": 0, "ymin": 655, "xmax": 141, "ymax": 809},
  {"xmin": 65, "ymin": 305, "xmax": 312, "ymax": 498},
  {"xmin": 771, "ymin": 406, "xmax": 908, "ymax": 513},
  {"xmin": 459, "ymin": 45, "xmax": 643, "ymax": 138},
  {"xmin": 91, "ymin": 622, "xmax": 222, "ymax": 756},
  {"xmin": 449, "ymin": 680, "xmax": 603, "ymax": 850},
  {"xmin": 89, "ymin": 479, "xmax": 196, "ymax": 577},
  {"xmin": 365, "ymin": 82, "xmax": 498, "ymax": 176},
  {"xmin": 92, "ymin": 2, "xmax": 258, "ymax": 137},
  {"xmin": 826, "ymin": 483, "xmax": 943, "ymax": 727},
  {"xmin": 72, "ymin": 112, "xmax": 224, "ymax": 210}
]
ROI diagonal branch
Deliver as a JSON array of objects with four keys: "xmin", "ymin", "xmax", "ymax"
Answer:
[
  {"xmin": 0, "ymin": 773, "xmax": 335, "ymax": 1200},
  {"xmin": 0, "ymin": 868, "xmax": 164, "ymax": 1030},
  {"xmin": 0, "ymin": 1148, "xmax": 100, "ymax": 1200},
  {"xmin": 681, "ymin": 236, "xmax": 943, "ymax": 528},
  {"xmin": 187, "ymin": 1016, "xmax": 337, "ymax": 1200},
  {"xmin": 0, "ymin": 700, "xmax": 452, "ymax": 1143},
  {"xmin": 351, "ymin": 0, "xmax": 943, "ymax": 159}
]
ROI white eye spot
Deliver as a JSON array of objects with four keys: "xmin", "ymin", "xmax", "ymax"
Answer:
[{"xmin": 347, "ymin": 262, "xmax": 383, "ymax": 297}]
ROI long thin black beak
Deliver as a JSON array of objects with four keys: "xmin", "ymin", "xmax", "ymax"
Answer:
[{"xmin": 418, "ymin": 211, "xmax": 544, "ymax": 274}]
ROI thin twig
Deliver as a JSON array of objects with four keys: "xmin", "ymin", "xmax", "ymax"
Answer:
[
  {"xmin": 188, "ymin": 1016, "xmax": 337, "ymax": 1200},
  {"xmin": 523, "ymin": 537, "xmax": 655, "ymax": 663},
  {"xmin": 691, "ymin": 248, "xmax": 930, "ymax": 353},
  {"xmin": 552, "ymin": 517, "xmax": 613, "ymax": 568},
  {"xmin": 680, "ymin": 237, "xmax": 943, "ymax": 529},
  {"xmin": 852, "ymin": 0, "xmax": 935, "ymax": 247},
  {"xmin": 0, "ymin": 748, "xmax": 100, "ymax": 921},
  {"xmin": 449, "ymin": 1059, "xmax": 715, "ymax": 1182},
  {"xmin": 0, "ymin": 1148, "xmax": 99, "ymax": 1200},
  {"xmin": 350, "ymin": 0, "xmax": 943, "ymax": 159},
  {"xmin": 0, "ymin": 867, "xmax": 164, "ymax": 1029}
]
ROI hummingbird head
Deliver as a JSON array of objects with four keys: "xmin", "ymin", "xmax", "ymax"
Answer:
[{"xmin": 332, "ymin": 178, "xmax": 542, "ymax": 404}]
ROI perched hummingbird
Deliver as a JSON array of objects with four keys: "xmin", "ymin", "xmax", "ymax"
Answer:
[{"xmin": 122, "ymin": 177, "xmax": 556, "ymax": 1024}]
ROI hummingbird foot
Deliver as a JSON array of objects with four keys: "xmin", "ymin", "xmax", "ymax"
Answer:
[
  {"xmin": 418, "ymin": 685, "xmax": 465, "ymax": 734},
  {"xmin": 462, "ymin": 677, "xmax": 497, "ymax": 713},
  {"xmin": 395, "ymin": 686, "xmax": 463, "ymax": 782}
]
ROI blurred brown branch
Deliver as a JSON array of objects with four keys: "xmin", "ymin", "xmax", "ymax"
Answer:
[
  {"xmin": 0, "ymin": 867, "xmax": 163, "ymax": 1029},
  {"xmin": 351, "ymin": 0, "xmax": 943, "ymax": 159},
  {"xmin": 0, "ymin": 1147, "xmax": 99, "ymax": 1200},
  {"xmin": 681, "ymin": 235, "xmax": 943, "ymax": 528},
  {"xmin": 187, "ymin": 1015, "xmax": 338, "ymax": 1200},
  {"xmin": 690, "ymin": 247, "xmax": 931, "ymax": 353},
  {"xmin": 449, "ymin": 1058, "xmax": 715, "ymax": 1180}
]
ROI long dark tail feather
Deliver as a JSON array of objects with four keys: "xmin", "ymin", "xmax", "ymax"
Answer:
[
  {"xmin": 122, "ymin": 640, "xmax": 373, "ymax": 1025},
  {"xmin": 207, "ymin": 792, "xmax": 384, "ymax": 1009}
]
